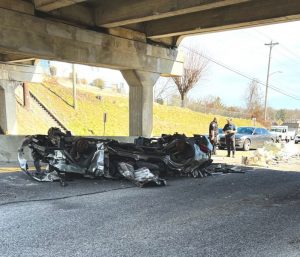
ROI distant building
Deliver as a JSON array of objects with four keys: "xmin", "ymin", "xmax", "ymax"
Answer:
[{"xmin": 104, "ymin": 82, "xmax": 127, "ymax": 94}]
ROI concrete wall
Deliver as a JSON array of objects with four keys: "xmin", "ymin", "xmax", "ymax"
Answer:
[
  {"xmin": 0, "ymin": 135, "xmax": 137, "ymax": 162},
  {"xmin": 0, "ymin": 87, "xmax": 6, "ymax": 134},
  {"xmin": 0, "ymin": 80, "xmax": 18, "ymax": 134}
]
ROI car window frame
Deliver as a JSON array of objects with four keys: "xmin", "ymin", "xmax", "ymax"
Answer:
[
  {"xmin": 254, "ymin": 128, "xmax": 263, "ymax": 135},
  {"xmin": 260, "ymin": 128, "xmax": 269, "ymax": 135},
  {"xmin": 237, "ymin": 127, "xmax": 254, "ymax": 135}
]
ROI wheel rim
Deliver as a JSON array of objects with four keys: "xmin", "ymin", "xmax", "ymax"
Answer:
[{"xmin": 244, "ymin": 140, "xmax": 250, "ymax": 150}]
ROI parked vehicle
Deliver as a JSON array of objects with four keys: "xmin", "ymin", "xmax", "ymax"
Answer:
[
  {"xmin": 282, "ymin": 122, "xmax": 300, "ymax": 140},
  {"xmin": 219, "ymin": 126, "xmax": 275, "ymax": 151},
  {"xmin": 295, "ymin": 134, "xmax": 300, "ymax": 144},
  {"xmin": 270, "ymin": 125, "xmax": 296, "ymax": 142},
  {"xmin": 216, "ymin": 128, "xmax": 224, "ymax": 146}
]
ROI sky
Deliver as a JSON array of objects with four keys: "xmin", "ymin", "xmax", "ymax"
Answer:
[
  {"xmin": 180, "ymin": 21, "xmax": 300, "ymax": 109},
  {"xmin": 50, "ymin": 20, "xmax": 300, "ymax": 110},
  {"xmin": 48, "ymin": 61, "xmax": 127, "ymax": 86}
]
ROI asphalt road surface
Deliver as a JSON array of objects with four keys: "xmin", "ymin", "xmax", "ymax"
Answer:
[{"xmin": 1, "ymin": 167, "xmax": 300, "ymax": 257}]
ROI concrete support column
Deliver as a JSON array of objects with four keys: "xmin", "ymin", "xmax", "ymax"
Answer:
[
  {"xmin": 23, "ymin": 82, "xmax": 30, "ymax": 109},
  {"xmin": 121, "ymin": 70, "xmax": 159, "ymax": 137},
  {"xmin": 0, "ymin": 80, "xmax": 18, "ymax": 135}
]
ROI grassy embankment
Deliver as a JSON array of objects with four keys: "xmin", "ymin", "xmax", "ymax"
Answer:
[
  {"xmin": 23, "ymin": 82, "xmax": 261, "ymax": 136},
  {"xmin": 17, "ymin": 104, "xmax": 52, "ymax": 135}
]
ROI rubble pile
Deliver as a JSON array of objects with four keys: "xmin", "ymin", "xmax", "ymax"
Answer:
[
  {"xmin": 242, "ymin": 142, "xmax": 300, "ymax": 167},
  {"xmin": 18, "ymin": 128, "xmax": 213, "ymax": 187}
]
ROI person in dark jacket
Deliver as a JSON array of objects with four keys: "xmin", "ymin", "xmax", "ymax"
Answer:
[
  {"xmin": 209, "ymin": 117, "xmax": 218, "ymax": 155},
  {"xmin": 223, "ymin": 118, "xmax": 236, "ymax": 157}
]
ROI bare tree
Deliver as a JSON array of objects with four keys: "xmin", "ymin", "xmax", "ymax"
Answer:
[
  {"xmin": 172, "ymin": 47, "xmax": 208, "ymax": 107},
  {"xmin": 49, "ymin": 66, "xmax": 57, "ymax": 77},
  {"xmin": 244, "ymin": 79, "xmax": 263, "ymax": 120},
  {"xmin": 154, "ymin": 77, "xmax": 176, "ymax": 104}
]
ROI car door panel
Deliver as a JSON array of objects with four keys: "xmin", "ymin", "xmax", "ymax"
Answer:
[
  {"xmin": 261, "ymin": 128, "xmax": 272, "ymax": 145},
  {"xmin": 255, "ymin": 128, "xmax": 264, "ymax": 148}
]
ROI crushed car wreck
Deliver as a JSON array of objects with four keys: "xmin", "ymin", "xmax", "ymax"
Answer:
[{"xmin": 18, "ymin": 128, "xmax": 213, "ymax": 187}]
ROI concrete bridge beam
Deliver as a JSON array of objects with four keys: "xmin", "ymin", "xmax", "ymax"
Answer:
[
  {"xmin": 122, "ymin": 70, "xmax": 159, "ymax": 137},
  {"xmin": 0, "ymin": 8, "xmax": 182, "ymax": 76},
  {"xmin": 34, "ymin": 0, "xmax": 87, "ymax": 12},
  {"xmin": 0, "ymin": 80, "xmax": 18, "ymax": 135}
]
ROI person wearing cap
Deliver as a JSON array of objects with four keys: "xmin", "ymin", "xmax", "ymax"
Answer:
[
  {"xmin": 223, "ymin": 118, "xmax": 236, "ymax": 157},
  {"xmin": 209, "ymin": 117, "xmax": 218, "ymax": 155}
]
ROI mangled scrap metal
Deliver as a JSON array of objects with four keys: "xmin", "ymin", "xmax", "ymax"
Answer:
[{"xmin": 18, "ymin": 128, "xmax": 213, "ymax": 187}]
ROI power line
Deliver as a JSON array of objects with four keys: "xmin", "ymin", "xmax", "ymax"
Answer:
[
  {"xmin": 253, "ymin": 28, "xmax": 300, "ymax": 63},
  {"xmin": 179, "ymin": 45, "xmax": 300, "ymax": 101}
]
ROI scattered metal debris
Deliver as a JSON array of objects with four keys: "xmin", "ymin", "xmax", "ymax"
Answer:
[
  {"xmin": 118, "ymin": 163, "xmax": 167, "ymax": 187},
  {"xmin": 207, "ymin": 163, "xmax": 246, "ymax": 175},
  {"xmin": 18, "ymin": 128, "xmax": 214, "ymax": 187}
]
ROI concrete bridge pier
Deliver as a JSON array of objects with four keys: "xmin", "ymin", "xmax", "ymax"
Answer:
[
  {"xmin": 0, "ymin": 80, "xmax": 18, "ymax": 135},
  {"xmin": 0, "ymin": 63, "xmax": 42, "ymax": 134},
  {"xmin": 122, "ymin": 70, "xmax": 159, "ymax": 137}
]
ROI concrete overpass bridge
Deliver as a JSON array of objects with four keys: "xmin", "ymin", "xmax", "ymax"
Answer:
[{"xmin": 1, "ymin": 0, "xmax": 300, "ymax": 136}]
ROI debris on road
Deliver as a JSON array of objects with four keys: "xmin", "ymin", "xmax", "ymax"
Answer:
[
  {"xmin": 242, "ymin": 142, "xmax": 300, "ymax": 167},
  {"xmin": 118, "ymin": 163, "xmax": 167, "ymax": 187},
  {"xmin": 207, "ymin": 163, "xmax": 247, "ymax": 175},
  {"xmin": 18, "ymin": 128, "xmax": 213, "ymax": 187}
]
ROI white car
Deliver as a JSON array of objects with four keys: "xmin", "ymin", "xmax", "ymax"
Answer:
[{"xmin": 295, "ymin": 134, "xmax": 300, "ymax": 144}]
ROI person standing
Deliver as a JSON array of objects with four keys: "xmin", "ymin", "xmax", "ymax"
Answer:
[
  {"xmin": 209, "ymin": 117, "xmax": 218, "ymax": 155},
  {"xmin": 223, "ymin": 118, "xmax": 236, "ymax": 157}
]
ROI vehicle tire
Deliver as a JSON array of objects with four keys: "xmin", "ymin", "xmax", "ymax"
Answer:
[
  {"xmin": 243, "ymin": 139, "xmax": 251, "ymax": 151},
  {"xmin": 295, "ymin": 141, "xmax": 298, "ymax": 144},
  {"xmin": 218, "ymin": 146, "xmax": 225, "ymax": 150},
  {"xmin": 286, "ymin": 139, "xmax": 289, "ymax": 143}
]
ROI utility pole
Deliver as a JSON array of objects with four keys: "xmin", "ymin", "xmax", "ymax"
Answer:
[
  {"xmin": 264, "ymin": 41, "xmax": 278, "ymax": 121},
  {"xmin": 72, "ymin": 63, "xmax": 77, "ymax": 109}
]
